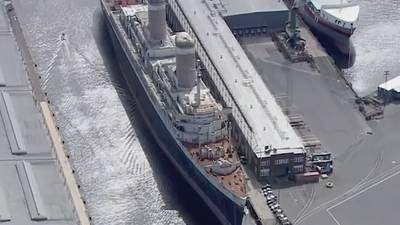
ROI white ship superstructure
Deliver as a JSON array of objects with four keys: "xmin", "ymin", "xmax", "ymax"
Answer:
[
  {"xmin": 299, "ymin": 0, "xmax": 360, "ymax": 53},
  {"xmin": 119, "ymin": 1, "xmax": 241, "ymax": 177},
  {"xmin": 306, "ymin": 0, "xmax": 359, "ymax": 35}
]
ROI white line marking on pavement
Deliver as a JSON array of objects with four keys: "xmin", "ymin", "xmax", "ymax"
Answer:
[
  {"xmin": 327, "ymin": 208, "xmax": 342, "ymax": 225},
  {"xmin": 288, "ymin": 190, "xmax": 298, "ymax": 203},
  {"xmin": 296, "ymin": 156, "xmax": 396, "ymax": 224},
  {"xmin": 328, "ymin": 168, "xmax": 400, "ymax": 210}
]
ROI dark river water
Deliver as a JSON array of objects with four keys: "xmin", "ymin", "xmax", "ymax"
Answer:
[{"xmin": 11, "ymin": 0, "xmax": 399, "ymax": 224}]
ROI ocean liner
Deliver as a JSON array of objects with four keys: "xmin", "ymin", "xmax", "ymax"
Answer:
[
  {"xmin": 100, "ymin": 0, "xmax": 247, "ymax": 224},
  {"xmin": 297, "ymin": 0, "xmax": 359, "ymax": 54}
]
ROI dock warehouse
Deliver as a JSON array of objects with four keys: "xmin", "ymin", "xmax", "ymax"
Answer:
[
  {"xmin": 166, "ymin": 0, "xmax": 306, "ymax": 181},
  {"xmin": 218, "ymin": 0, "xmax": 289, "ymax": 34},
  {"xmin": 378, "ymin": 75, "xmax": 400, "ymax": 103}
]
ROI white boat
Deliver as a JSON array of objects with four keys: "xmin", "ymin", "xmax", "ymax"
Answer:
[{"xmin": 298, "ymin": 0, "xmax": 360, "ymax": 54}]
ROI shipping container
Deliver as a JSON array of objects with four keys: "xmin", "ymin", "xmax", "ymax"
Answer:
[{"xmin": 295, "ymin": 172, "xmax": 320, "ymax": 183}]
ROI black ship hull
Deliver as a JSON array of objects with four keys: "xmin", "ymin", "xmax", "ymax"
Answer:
[
  {"xmin": 298, "ymin": 1, "xmax": 355, "ymax": 55},
  {"xmin": 100, "ymin": 2, "xmax": 245, "ymax": 225}
]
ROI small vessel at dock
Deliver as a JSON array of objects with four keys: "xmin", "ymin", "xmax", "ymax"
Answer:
[{"xmin": 297, "ymin": 0, "xmax": 360, "ymax": 54}]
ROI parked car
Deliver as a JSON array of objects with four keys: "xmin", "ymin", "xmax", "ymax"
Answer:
[
  {"xmin": 266, "ymin": 195, "xmax": 277, "ymax": 204},
  {"xmin": 267, "ymin": 200, "xmax": 277, "ymax": 206},
  {"xmin": 263, "ymin": 190, "xmax": 273, "ymax": 196},
  {"xmin": 261, "ymin": 184, "xmax": 271, "ymax": 191},
  {"xmin": 263, "ymin": 187, "xmax": 272, "ymax": 192},
  {"xmin": 270, "ymin": 203, "xmax": 280, "ymax": 211},
  {"xmin": 277, "ymin": 214, "xmax": 288, "ymax": 222},
  {"xmin": 267, "ymin": 199, "xmax": 277, "ymax": 205},
  {"xmin": 266, "ymin": 194, "xmax": 276, "ymax": 201},
  {"xmin": 273, "ymin": 208, "xmax": 283, "ymax": 214}
]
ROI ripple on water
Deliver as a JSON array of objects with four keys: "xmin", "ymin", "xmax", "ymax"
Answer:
[
  {"xmin": 346, "ymin": 0, "xmax": 400, "ymax": 96},
  {"xmin": 13, "ymin": 0, "xmax": 186, "ymax": 224},
  {"xmin": 12, "ymin": 0, "xmax": 399, "ymax": 224}
]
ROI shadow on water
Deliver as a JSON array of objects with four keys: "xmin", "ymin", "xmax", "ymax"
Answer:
[{"xmin": 91, "ymin": 8, "xmax": 221, "ymax": 225}]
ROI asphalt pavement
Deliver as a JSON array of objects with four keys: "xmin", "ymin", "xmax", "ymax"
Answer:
[{"xmin": 241, "ymin": 35, "xmax": 400, "ymax": 225}]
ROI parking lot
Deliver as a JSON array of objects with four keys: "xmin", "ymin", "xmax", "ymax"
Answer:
[
  {"xmin": 241, "ymin": 35, "xmax": 400, "ymax": 225},
  {"xmin": 261, "ymin": 184, "xmax": 293, "ymax": 225},
  {"xmin": 330, "ymin": 170, "xmax": 400, "ymax": 225}
]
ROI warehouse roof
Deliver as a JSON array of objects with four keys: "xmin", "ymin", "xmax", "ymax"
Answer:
[
  {"xmin": 219, "ymin": 0, "xmax": 288, "ymax": 17},
  {"xmin": 174, "ymin": 0, "xmax": 304, "ymax": 158},
  {"xmin": 379, "ymin": 76, "xmax": 400, "ymax": 92}
]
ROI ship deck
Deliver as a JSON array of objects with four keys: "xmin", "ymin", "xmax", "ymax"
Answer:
[
  {"xmin": 186, "ymin": 139, "xmax": 247, "ymax": 198},
  {"xmin": 0, "ymin": 2, "xmax": 89, "ymax": 225}
]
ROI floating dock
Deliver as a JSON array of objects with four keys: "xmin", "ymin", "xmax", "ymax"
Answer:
[{"xmin": 0, "ymin": 1, "xmax": 90, "ymax": 224}]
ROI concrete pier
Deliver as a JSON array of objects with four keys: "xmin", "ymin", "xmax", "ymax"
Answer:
[{"xmin": 0, "ymin": 1, "xmax": 90, "ymax": 224}]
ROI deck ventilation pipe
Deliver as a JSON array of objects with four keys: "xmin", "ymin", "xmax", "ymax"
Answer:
[{"xmin": 148, "ymin": 0, "xmax": 166, "ymax": 42}]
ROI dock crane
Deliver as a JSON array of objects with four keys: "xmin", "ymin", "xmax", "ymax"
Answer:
[{"xmin": 285, "ymin": 0, "xmax": 306, "ymax": 51}]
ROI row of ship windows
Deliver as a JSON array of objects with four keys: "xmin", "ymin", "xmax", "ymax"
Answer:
[
  {"xmin": 307, "ymin": 2, "xmax": 355, "ymax": 29},
  {"xmin": 260, "ymin": 156, "xmax": 304, "ymax": 166},
  {"xmin": 320, "ymin": 13, "xmax": 354, "ymax": 28},
  {"xmin": 333, "ymin": 19, "xmax": 354, "ymax": 27}
]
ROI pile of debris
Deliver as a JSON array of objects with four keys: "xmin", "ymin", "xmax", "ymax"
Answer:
[{"xmin": 355, "ymin": 96, "xmax": 384, "ymax": 120}]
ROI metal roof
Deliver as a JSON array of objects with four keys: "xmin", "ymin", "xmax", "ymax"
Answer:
[
  {"xmin": 219, "ymin": 0, "xmax": 288, "ymax": 16},
  {"xmin": 379, "ymin": 75, "xmax": 400, "ymax": 92},
  {"xmin": 174, "ymin": 0, "xmax": 304, "ymax": 157}
]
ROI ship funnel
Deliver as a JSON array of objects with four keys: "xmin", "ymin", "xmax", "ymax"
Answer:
[
  {"xmin": 148, "ymin": 0, "xmax": 166, "ymax": 42},
  {"xmin": 175, "ymin": 32, "xmax": 196, "ymax": 89}
]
